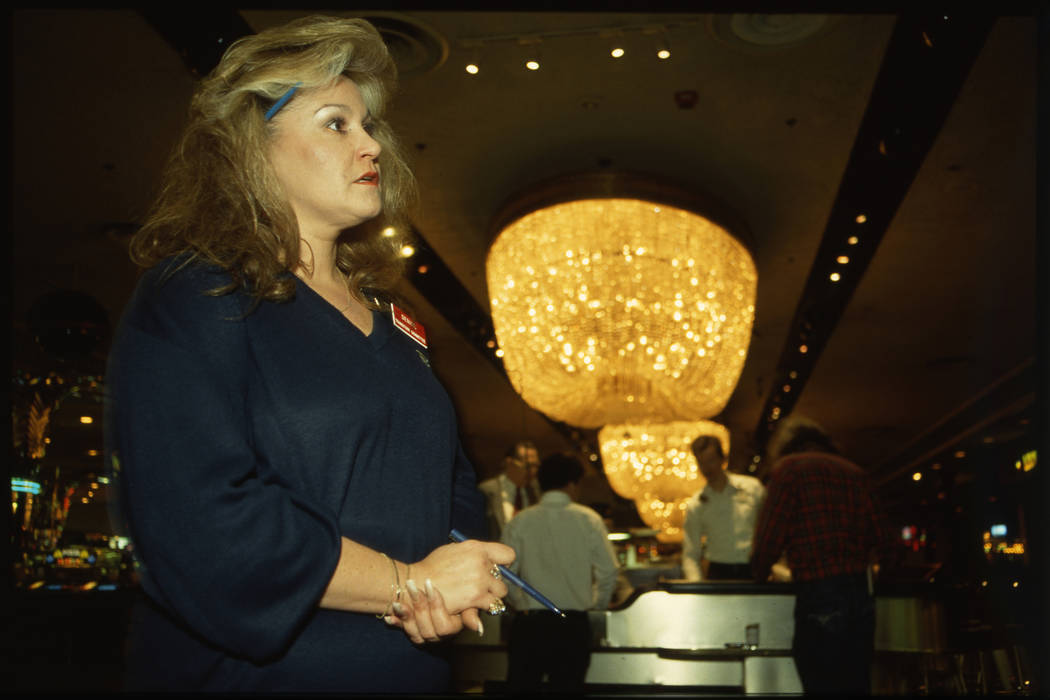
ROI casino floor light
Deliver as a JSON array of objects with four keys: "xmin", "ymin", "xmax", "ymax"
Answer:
[
  {"xmin": 599, "ymin": 420, "xmax": 729, "ymax": 542},
  {"xmin": 487, "ymin": 174, "xmax": 756, "ymax": 541},
  {"xmin": 487, "ymin": 191, "xmax": 756, "ymax": 429}
]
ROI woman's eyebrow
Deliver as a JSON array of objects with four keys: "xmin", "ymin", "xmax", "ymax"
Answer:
[
  {"xmin": 315, "ymin": 103, "xmax": 351, "ymax": 114},
  {"xmin": 314, "ymin": 104, "xmax": 373, "ymax": 121}
]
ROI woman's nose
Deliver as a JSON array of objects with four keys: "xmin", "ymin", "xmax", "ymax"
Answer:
[{"xmin": 360, "ymin": 132, "xmax": 381, "ymax": 161}]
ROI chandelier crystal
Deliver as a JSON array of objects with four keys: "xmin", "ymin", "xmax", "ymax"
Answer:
[
  {"xmin": 599, "ymin": 420, "xmax": 730, "ymax": 543},
  {"xmin": 598, "ymin": 420, "xmax": 729, "ymax": 499},
  {"xmin": 487, "ymin": 198, "xmax": 756, "ymax": 428},
  {"xmin": 634, "ymin": 494, "xmax": 691, "ymax": 543}
]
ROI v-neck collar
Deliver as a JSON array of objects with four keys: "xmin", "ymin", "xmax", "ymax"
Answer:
[{"xmin": 293, "ymin": 275, "xmax": 391, "ymax": 349}]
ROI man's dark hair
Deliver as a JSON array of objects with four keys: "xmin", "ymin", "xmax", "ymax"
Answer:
[
  {"xmin": 537, "ymin": 453, "xmax": 585, "ymax": 492},
  {"xmin": 767, "ymin": 415, "xmax": 840, "ymax": 463},
  {"xmin": 690, "ymin": 435, "xmax": 725, "ymax": 460}
]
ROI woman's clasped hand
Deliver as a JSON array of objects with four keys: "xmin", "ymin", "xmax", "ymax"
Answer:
[{"xmin": 383, "ymin": 539, "xmax": 515, "ymax": 644}]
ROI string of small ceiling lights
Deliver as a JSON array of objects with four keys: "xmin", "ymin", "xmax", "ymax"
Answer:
[
  {"xmin": 457, "ymin": 21, "xmax": 697, "ymax": 75},
  {"xmin": 380, "ymin": 24, "xmax": 697, "ymax": 268}
]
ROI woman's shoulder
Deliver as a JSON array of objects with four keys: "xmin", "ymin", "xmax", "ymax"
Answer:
[
  {"xmin": 138, "ymin": 255, "xmax": 235, "ymax": 299},
  {"xmin": 122, "ymin": 256, "xmax": 249, "ymax": 343}
]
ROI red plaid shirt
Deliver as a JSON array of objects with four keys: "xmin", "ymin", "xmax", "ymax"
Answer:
[{"xmin": 751, "ymin": 451, "xmax": 892, "ymax": 582}]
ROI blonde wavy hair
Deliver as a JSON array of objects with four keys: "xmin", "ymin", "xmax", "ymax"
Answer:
[{"xmin": 130, "ymin": 15, "xmax": 417, "ymax": 307}]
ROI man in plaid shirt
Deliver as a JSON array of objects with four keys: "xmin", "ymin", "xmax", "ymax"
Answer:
[{"xmin": 751, "ymin": 415, "xmax": 893, "ymax": 695}]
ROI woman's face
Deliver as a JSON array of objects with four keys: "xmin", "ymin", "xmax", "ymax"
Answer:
[{"xmin": 268, "ymin": 76, "xmax": 383, "ymax": 242}]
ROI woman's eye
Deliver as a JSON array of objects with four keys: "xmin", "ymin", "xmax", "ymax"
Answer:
[
  {"xmin": 325, "ymin": 118, "xmax": 347, "ymax": 132},
  {"xmin": 363, "ymin": 122, "xmax": 377, "ymax": 135}
]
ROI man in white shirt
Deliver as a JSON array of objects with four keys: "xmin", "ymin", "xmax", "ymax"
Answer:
[
  {"xmin": 477, "ymin": 441, "xmax": 541, "ymax": 540},
  {"xmin": 681, "ymin": 435, "xmax": 766, "ymax": 581},
  {"xmin": 501, "ymin": 453, "xmax": 620, "ymax": 693}
]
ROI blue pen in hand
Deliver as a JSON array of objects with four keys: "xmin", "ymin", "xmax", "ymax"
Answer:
[{"xmin": 449, "ymin": 528, "xmax": 566, "ymax": 618}]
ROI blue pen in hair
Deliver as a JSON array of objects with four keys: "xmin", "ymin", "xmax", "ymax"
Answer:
[
  {"xmin": 265, "ymin": 82, "xmax": 302, "ymax": 121},
  {"xmin": 449, "ymin": 528, "xmax": 566, "ymax": 618}
]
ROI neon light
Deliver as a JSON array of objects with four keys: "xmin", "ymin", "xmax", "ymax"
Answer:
[
  {"xmin": 1022, "ymin": 450, "xmax": 1037, "ymax": 472},
  {"xmin": 11, "ymin": 479, "xmax": 41, "ymax": 495}
]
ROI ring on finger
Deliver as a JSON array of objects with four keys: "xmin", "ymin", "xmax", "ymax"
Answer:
[
  {"xmin": 488, "ymin": 598, "xmax": 506, "ymax": 616},
  {"xmin": 490, "ymin": 565, "xmax": 502, "ymax": 580}
]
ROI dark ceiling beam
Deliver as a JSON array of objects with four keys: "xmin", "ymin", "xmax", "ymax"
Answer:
[
  {"xmin": 874, "ymin": 359, "xmax": 1036, "ymax": 488},
  {"xmin": 401, "ymin": 230, "xmax": 504, "ymax": 376},
  {"xmin": 403, "ymin": 231, "xmax": 590, "ymax": 450},
  {"xmin": 749, "ymin": 13, "xmax": 996, "ymax": 470}
]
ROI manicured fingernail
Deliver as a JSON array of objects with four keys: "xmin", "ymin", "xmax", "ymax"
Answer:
[
  {"xmin": 383, "ymin": 615, "xmax": 396, "ymax": 625},
  {"xmin": 406, "ymin": 579, "xmax": 421, "ymax": 599},
  {"xmin": 424, "ymin": 578, "xmax": 436, "ymax": 599},
  {"xmin": 392, "ymin": 602, "xmax": 406, "ymax": 616},
  {"xmin": 477, "ymin": 619, "xmax": 485, "ymax": 637}
]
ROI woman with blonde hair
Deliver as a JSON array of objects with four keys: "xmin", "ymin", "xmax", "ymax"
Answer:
[{"xmin": 106, "ymin": 15, "xmax": 512, "ymax": 692}]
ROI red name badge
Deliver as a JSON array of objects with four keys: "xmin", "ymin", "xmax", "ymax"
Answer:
[{"xmin": 391, "ymin": 304, "xmax": 428, "ymax": 348}]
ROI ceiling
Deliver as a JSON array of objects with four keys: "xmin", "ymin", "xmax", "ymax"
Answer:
[{"xmin": 11, "ymin": 7, "xmax": 1041, "ymax": 533}]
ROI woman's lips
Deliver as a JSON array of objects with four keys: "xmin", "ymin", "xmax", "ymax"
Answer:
[{"xmin": 355, "ymin": 171, "xmax": 379, "ymax": 185}]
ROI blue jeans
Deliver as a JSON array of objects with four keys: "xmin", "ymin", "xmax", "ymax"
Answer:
[{"xmin": 792, "ymin": 573, "xmax": 875, "ymax": 694}]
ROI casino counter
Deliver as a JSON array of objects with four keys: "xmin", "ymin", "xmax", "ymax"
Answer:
[{"xmin": 450, "ymin": 578, "xmax": 1025, "ymax": 695}]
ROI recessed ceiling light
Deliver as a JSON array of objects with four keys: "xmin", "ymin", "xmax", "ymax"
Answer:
[{"xmin": 717, "ymin": 14, "xmax": 832, "ymax": 48}]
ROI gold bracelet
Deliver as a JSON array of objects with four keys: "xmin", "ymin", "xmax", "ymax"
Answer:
[{"xmin": 376, "ymin": 553, "xmax": 402, "ymax": 619}]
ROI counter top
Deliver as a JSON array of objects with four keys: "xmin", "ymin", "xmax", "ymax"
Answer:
[{"xmin": 611, "ymin": 578, "xmax": 949, "ymax": 610}]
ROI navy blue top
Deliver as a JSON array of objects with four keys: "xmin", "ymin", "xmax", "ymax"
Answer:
[{"xmin": 104, "ymin": 259, "xmax": 486, "ymax": 692}]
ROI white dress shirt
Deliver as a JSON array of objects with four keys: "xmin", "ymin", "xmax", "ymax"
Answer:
[
  {"xmin": 681, "ymin": 472, "xmax": 766, "ymax": 581},
  {"xmin": 478, "ymin": 473, "xmax": 539, "ymax": 539},
  {"xmin": 501, "ymin": 490, "xmax": 620, "ymax": 611}
]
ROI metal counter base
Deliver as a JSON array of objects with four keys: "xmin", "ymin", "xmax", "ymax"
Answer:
[
  {"xmin": 587, "ymin": 648, "xmax": 801, "ymax": 694},
  {"xmin": 452, "ymin": 580, "xmax": 950, "ymax": 695},
  {"xmin": 452, "ymin": 644, "xmax": 801, "ymax": 695}
]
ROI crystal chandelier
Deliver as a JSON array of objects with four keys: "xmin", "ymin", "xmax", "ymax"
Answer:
[
  {"xmin": 487, "ymin": 193, "xmax": 756, "ymax": 429},
  {"xmin": 634, "ymin": 495, "xmax": 690, "ymax": 543},
  {"xmin": 599, "ymin": 420, "xmax": 729, "ymax": 542}
]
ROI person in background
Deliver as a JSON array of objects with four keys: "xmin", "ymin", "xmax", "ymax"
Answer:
[
  {"xmin": 478, "ymin": 440, "xmax": 541, "ymax": 540},
  {"xmin": 681, "ymin": 435, "xmax": 766, "ymax": 581},
  {"xmin": 751, "ymin": 415, "xmax": 893, "ymax": 695},
  {"xmin": 501, "ymin": 453, "xmax": 620, "ymax": 694},
  {"xmin": 104, "ymin": 16, "xmax": 513, "ymax": 693}
]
